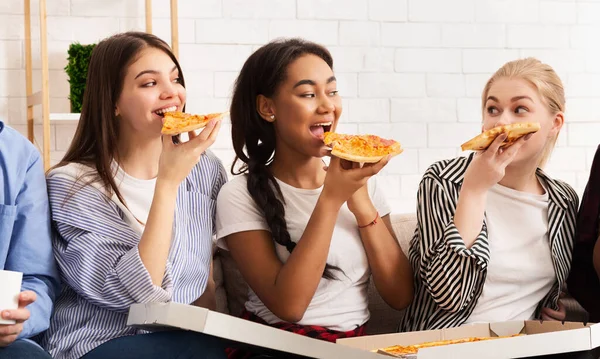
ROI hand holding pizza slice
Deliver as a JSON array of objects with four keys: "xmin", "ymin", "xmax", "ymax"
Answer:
[
  {"xmin": 460, "ymin": 122, "xmax": 540, "ymax": 152},
  {"xmin": 322, "ymin": 132, "xmax": 403, "ymax": 163}
]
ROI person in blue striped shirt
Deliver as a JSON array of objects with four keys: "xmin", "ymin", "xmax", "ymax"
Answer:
[
  {"xmin": 40, "ymin": 32, "xmax": 227, "ymax": 359},
  {"xmin": 0, "ymin": 122, "xmax": 59, "ymax": 359}
]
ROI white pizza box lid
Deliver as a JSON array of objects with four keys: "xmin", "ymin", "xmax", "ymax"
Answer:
[
  {"xmin": 337, "ymin": 320, "xmax": 600, "ymax": 358},
  {"xmin": 127, "ymin": 302, "xmax": 386, "ymax": 359}
]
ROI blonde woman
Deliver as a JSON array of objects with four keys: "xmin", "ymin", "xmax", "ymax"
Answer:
[{"xmin": 400, "ymin": 58, "xmax": 578, "ymax": 332}]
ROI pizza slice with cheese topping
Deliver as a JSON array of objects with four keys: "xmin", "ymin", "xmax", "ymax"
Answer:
[{"xmin": 161, "ymin": 111, "xmax": 228, "ymax": 135}]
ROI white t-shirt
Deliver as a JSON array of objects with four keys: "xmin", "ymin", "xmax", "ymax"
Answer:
[
  {"xmin": 465, "ymin": 182, "xmax": 555, "ymax": 324},
  {"xmin": 215, "ymin": 175, "xmax": 391, "ymax": 331},
  {"xmin": 114, "ymin": 166, "xmax": 157, "ymax": 232}
]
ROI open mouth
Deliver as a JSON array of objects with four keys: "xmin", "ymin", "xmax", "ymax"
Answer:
[
  {"xmin": 309, "ymin": 122, "xmax": 332, "ymax": 139},
  {"xmin": 153, "ymin": 105, "xmax": 178, "ymax": 117}
]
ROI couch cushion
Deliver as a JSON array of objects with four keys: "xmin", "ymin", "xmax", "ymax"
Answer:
[
  {"xmin": 213, "ymin": 254, "xmax": 229, "ymax": 314},
  {"xmin": 365, "ymin": 213, "xmax": 417, "ymax": 335},
  {"xmin": 219, "ymin": 249, "xmax": 250, "ymax": 317},
  {"xmin": 217, "ymin": 212, "xmax": 418, "ymax": 334},
  {"xmin": 391, "ymin": 213, "xmax": 416, "ymax": 256}
]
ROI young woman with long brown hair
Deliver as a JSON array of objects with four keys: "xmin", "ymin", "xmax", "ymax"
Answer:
[{"xmin": 40, "ymin": 32, "xmax": 226, "ymax": 359}]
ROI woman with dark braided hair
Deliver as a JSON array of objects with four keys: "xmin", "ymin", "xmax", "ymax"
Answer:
[{"xmin": 215, "ymin": 38, "xmax": 413, "ymax": 357}]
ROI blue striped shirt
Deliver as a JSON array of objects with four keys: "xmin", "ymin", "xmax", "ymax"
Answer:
[{"xmin": 40, "ymin": 151, "xmax": 227, "ymax": 359}]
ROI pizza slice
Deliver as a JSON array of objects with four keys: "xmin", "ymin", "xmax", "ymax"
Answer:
[
  {"xmin": 461, "ymin": 122, "xmax": 541, "ymax": 152},
  {"xmin": 161, "ymin": 111, "xmax": 228, "ymax": 135},
  {"xmin": 375, "ymin": 338, "xmax": 478, "ymax": 357},
  {"xmin": 322, "ymin": 132, "xmax": 403, "ymax": 163},
  {"xmin": 374, "ymin": 334, "xmax": 523, "ymax": 357}
]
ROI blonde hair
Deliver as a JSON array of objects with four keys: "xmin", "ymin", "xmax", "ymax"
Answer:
[{"xmin": 481, "ymin": 58, "xmax": 565, "ymax": 168}]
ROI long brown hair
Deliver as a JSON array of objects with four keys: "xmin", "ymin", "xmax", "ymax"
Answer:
[
  {"xmin": 54, "ymin": 32, "xmax": 185, "ymax": 205},
  {"xmin": 230, "ymin": 38, "xmax": 342, "ymax": 280}
]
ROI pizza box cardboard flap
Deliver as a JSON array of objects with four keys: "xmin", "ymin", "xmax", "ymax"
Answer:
[
  {"xmin": 337, "ymin": 321, "xmax": 594, "ymax": 359},
  {"xmin": 126, "ymin": 302, "xmax": 386, "ymax": 359},
  {"xmin": 590, "ymin": 322, "xmax": 600, "ymax": 348}
]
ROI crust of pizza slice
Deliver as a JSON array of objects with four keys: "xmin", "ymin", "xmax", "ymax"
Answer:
[
  {"xmin": 331, "ymin": 150, "xmax": 403, "ymax": 163},
  {"xmin": 461, "ymin": 122, "xmax": 541, "ymax": 152},
  {"xmin": 161, "ymin": 111, "xmax": 228, "ymax": 135},
  {"xmin": 323, "ymin": 132, "xmax": 403, "ymax": 163}
]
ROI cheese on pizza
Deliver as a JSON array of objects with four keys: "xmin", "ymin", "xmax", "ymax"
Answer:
[
  {"xmin": 375, "ymin": 334, "xmax": 523, "ymax": 357},
  {"xmin": 161, "ymin": 111, "xmax": 228, "ymax": 135},
  {"xmin": 322, "ymin": 132, "xmax": 403, "ymax": 163}
]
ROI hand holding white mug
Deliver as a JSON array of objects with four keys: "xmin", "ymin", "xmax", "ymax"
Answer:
[{"xmin": 0, "ymin": 291, "xmax": 36, "ymax": 347}]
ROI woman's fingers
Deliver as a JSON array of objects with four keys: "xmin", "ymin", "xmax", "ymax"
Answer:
[
  {"xmin": 498, "ymin": 133, "xmax": 530, "ymax": 166},
  {"xmin": 485, "ymin": 132, "xmax": 507, "ymax": 156}
]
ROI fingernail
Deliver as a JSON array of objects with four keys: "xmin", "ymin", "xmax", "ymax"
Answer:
[{"xmin": 2, "ymin": 311, "xmax": 11, "ymax": 319}]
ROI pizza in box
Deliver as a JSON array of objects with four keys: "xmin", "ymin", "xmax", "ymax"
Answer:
[{"xmin": 373, "ymin": 334, "xmax": 523, "ymax": 358}]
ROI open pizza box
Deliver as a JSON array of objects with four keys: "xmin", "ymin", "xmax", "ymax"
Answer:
[
  {"xmin": 337, "ymin": 320, "xmax": 600, "ymax": 358},
  {"xmin": 126, "ymin": 302, "xmax": 387, "ymax": 358}
]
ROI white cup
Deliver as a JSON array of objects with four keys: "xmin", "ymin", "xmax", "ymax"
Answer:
[{"xmin": 0, "ymin": 270, "xmax": 23, "ymax": 325}]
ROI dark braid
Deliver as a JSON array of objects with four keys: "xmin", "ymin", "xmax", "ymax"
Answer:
[{"xmin": 230, "ymin": 38, "xmax": 341, "ymax": 280}]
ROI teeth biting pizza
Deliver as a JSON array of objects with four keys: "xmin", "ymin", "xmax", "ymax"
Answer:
[
  {"xmin": 322, "ymin": 132, "xmax": 403, "ymax": 163},
  {"xmin": 461, "ymin": 122, "xmax": 540, "ymax": 152},
  {"xmin": 160, "ymin": 111, "xmax": 228, "ymax": 135}
]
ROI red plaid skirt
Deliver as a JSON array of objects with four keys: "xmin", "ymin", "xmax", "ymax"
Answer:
[{"xmin": 226, "ymin": 310, "xmax": 367, "ymax": 359}]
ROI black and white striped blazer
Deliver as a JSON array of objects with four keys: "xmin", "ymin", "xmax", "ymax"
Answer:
[{"xmin": 399, "ymin": 154, "xmax": 579, "ymax": 332}]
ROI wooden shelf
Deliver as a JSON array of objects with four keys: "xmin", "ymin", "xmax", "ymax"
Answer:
[
  {"xmin": 50, "ymin": 113, "xmax": 80, "ymax": 122},
  {"xmin": 24, "ymin": 0, "xmax": 179, "ymax": 170}
]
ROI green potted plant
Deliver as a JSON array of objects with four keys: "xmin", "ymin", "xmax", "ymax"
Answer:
[{"xmin": 64, "ymin": 43, "xmax": 96, "ymax": 113}]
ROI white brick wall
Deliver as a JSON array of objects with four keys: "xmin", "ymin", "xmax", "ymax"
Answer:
[
  {"xmin": 475, "ymin": 0, "xmax": 540, "ymax": 24},
  {"xmin": 441, "ymin": 24, "xmax": 506, "ymax": 48},
  {"xmin": 298, "ymin": 0, "xmax": 368, "ymax": 20},
  {"xmin": 381, "ymin": 23, "xmax": 440, "ymax": 47},
  {"xmin": 408, "ymin": 0, "xmax": 475, "ymax": 23},
  {"xmin": 426, "ymin": 74, "xmax": 465, "ymax": 98},
  {"xmin": 196, "ymin": 20, "xmax": 269, "ymax": 44},
  {"xmin": 269, "ymin": 20, "xmax": 338, "ymax": 45},
  {"xmin": 1, "ymin": 0, "xmax": 599, "ymax": 214},
  {"xmin": 369, "ymin": 0, "xmax": 407, "ymax": 21},
  {"xmin": 339, "ymin": 21, "xmax": 380, "ymax": 46},
  {"xmin": 395, "ymin": 49, "xmax": 462, "ymax": 73},
  {"xmin": 223, "ymin": 0, "xmax": 296, "ymax": 19}
]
